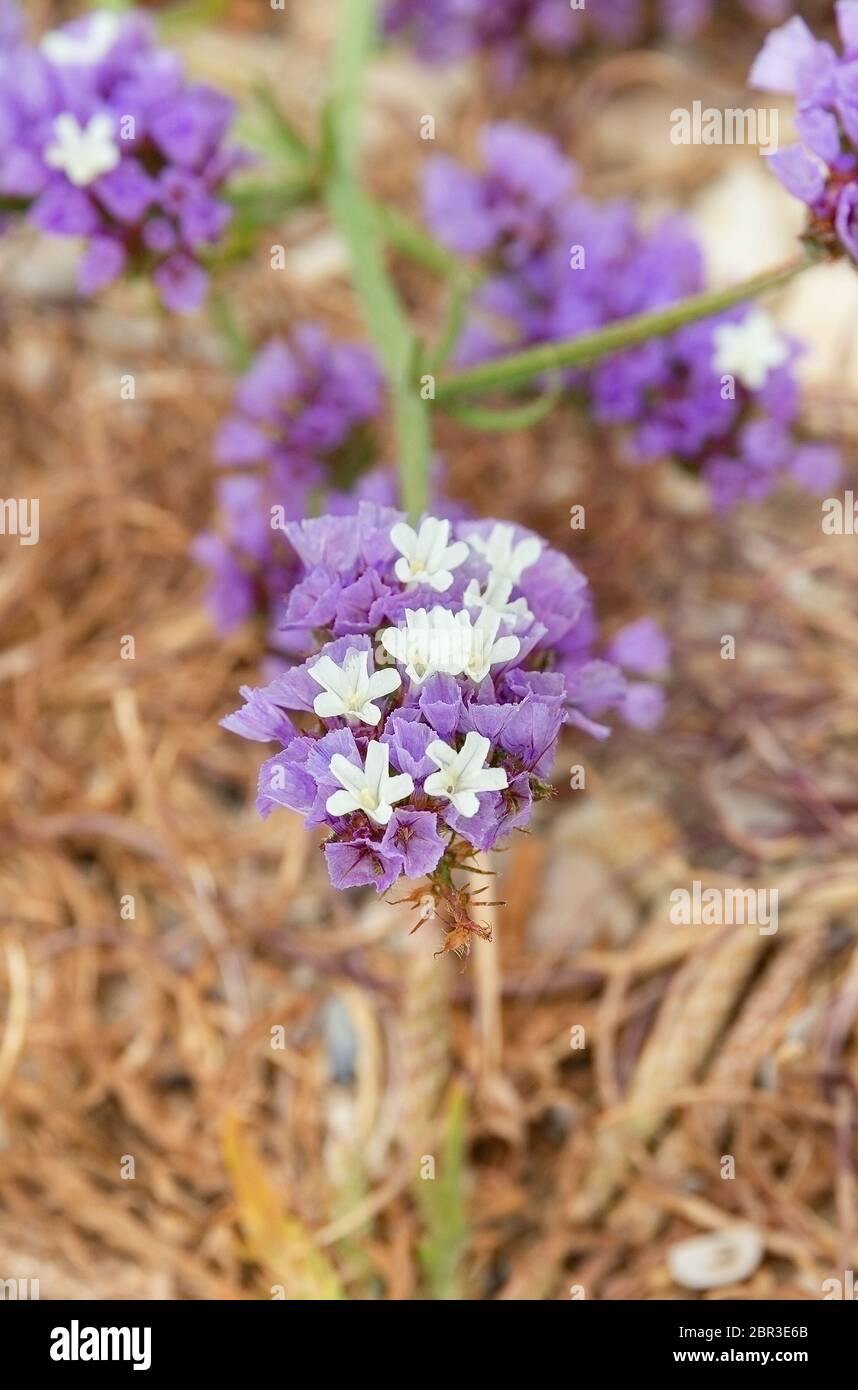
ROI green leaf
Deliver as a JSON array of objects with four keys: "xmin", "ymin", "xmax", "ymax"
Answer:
[
  {"xmin": 210, "ymin": 296, "xmax": 253, "ymax": 374},
  {"xmin": 442, "ymin": 388, "xmax": 562, "ymax": 432},
  {"xmin": 372, "ymin": 203, "xmax": 467, "ymax": 281},
  {"xmin": 242, "ymin": 83, "xmax": 314, "ymax": 168}
]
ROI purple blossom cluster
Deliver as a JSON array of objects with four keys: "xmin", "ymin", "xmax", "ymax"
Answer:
[
  {"xmin": 751, "ymin": 2, "xmax": 858, "ymax": 267},
  {"xmin": 0, "ymin": 6, "xmax": 244, "ymax": 311},
  {"xmin": 383, "ymin": 0, "xmax": 789, "ymax": 74},
  {"xmin": 223, "ymin": 504, "xmax": 669, "ymax": 899},
  {"xmin": 423, "ymin": 122, "xmax": 840, "ymax": 511},
  {"xmin": 193, "ymin": 326, "xmax": 389, "ymax": 650}
]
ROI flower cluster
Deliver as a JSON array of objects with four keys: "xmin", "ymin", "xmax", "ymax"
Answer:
[
  {"xmin": 383, "ymin": 0, "xmax": 790, "ymax": 74},
  {"xmin": 0, "ymin": 6, "xmax": 245, "ymax": 311},
  {"xmin": 751, "ymin": 2, "xmax": 858, "ymax": 267},
  {"xmin": 224, "ymin": 504, "xmax": 665, "ymax": 942},
  {"xmin": 193, "ymin": 326, "xmax": 389, "ymax": 649},
  {"xmin": 424, "ymin": 122, "xmax": 840, "ymax": 510}
]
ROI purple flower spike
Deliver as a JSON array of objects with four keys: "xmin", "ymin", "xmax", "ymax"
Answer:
[
  {"xmin": 423, "ymin": 119, "xmax": 837, "ymax": 510},
  {"xmin": 0, "ymin": 6, "xmax": 243, "ymax": 310},
  {"xmin": 224, "ymin": 508, "xmax": 632, "ymax": 900}
]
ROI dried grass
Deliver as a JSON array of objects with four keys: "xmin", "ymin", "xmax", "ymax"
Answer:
[{"xmin": 0, "ymin": 0, "xmax": 855, "ymax": 1301}]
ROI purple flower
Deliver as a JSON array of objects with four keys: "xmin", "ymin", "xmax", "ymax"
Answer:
[
  {"xmin": 381, "ymin": 711, "xmax": 438, "ymax": 781},
  {"xmin": 423, "ymin": 120, "xmax": 837, "ymax": 510},
  {"xmin": 385, "ymin": 0, "xmax": 785, "ymax": 74},
  {"xmin": 196, "ymin": 329, "xmax": 400, "ymax": 640},
  {"xmin": 220, "ymin": 687, "xmax": 296, "ymax": 744},
  {"xmin": 836, "ymin": 183, "xmax": 858, "ymax": 260},
  {"xmin": 765, "ymin": 146, "xmax": 826, "ymax": 205},
  {"xmin": 751, "ymin": 6, "xmax": 858, "ymax": 267},
  {"xmin": 325, "ymin": 838, "xmax": 403, "ymax": 893},
  {"xmin": 153, "ymin": 254, "xmax": 208, "ymax": 314},
  {"xmin": 0, "ymin": 7, "xmax": 242, "ymax": 311},
  {"xmin": 606, "ymin": 619, "xmax": 671, "ymax": 677},
  {"xmin": 78, "ymin": 236, "xmax": 127, "ymax": 294},
  {"xmin": 381, "ymin": 810, "xmax": 446, "ymax": 877},
  {"xmin": 225, "ymin": 509, "xmax": 630, "ymax": 897},
  {"xmin": 621, "ymin": 682, "xmax": 667, "ymax": 733},
  {"xmin": 499, "ymin": 699, "xmax": 563, "ymax": 776}
]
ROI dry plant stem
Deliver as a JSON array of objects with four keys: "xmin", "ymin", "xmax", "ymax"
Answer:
[
  {"xmin": 569, "ymin": 918, "xmax": 769, "ymax": 1223},
  {"xmin": 472, "ymin": 853, "xmax": 502, "ymax": 1076}
]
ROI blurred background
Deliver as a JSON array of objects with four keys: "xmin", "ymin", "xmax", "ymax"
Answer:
[{"xmin": 1, "ymin": 0, "xmax": 858, "ymax": 1300}]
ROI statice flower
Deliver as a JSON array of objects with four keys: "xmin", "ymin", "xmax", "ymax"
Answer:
[
  {"xmin": 605, "ymin": 617, "xmax": 671, "ymax": 732},
  {"xmin": 423, "ymin": 122, "xmax": 840, "ymax": 510},
  {"xmin": 384, "ymin": 0, "xmax": 790, "ymax": 75},
  {"xmin": 750, "ymin": 3, "xmax": 858, "ymax": 267},
  {"xmin": 0, "ymin": 7, "xmax": 245, "ymax": 311},
  {"xmin": 224, "ymin": 505, "xmax": 630, "ymax": 954},
  {"xmin": 193, "ymin": 326, "xmax": 387, "ymax": 647}
]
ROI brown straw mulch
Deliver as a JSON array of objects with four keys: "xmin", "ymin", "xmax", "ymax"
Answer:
[{"xmin": 0, "ymin": 1, "xmax": 856, "ymax": 1300}]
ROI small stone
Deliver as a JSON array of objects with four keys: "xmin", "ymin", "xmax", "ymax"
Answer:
[{"xmin": 667, "ymin": 1225, "xmax": 764, "ymax": 1291}]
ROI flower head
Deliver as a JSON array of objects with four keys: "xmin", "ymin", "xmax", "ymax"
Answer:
[
  {"xmin": 224, "ymin": 505, "xmax": 631, "ymax": 911},
  {"xmin": 423, "ymin": 120, "xmax": 838, "ymax": 510},
  {"xmin": 751, "ymin": 5, "xmax": 858, "ymax": 268},
  {"xmin": 0, "ymin": 7, "xmax": 244, "ymax": 311}
]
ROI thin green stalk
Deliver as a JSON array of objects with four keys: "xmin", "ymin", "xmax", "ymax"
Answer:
[
  {"xmin": 325, "ymin": 0, "xmax": 431, "ymax": 521},
  {"xmin": 434, "ymin": 254, "xmax": 815, "ymax": 403},
  {"xmin": 443, "ymin": 389, "xmax": 561, "ymax": 432}
]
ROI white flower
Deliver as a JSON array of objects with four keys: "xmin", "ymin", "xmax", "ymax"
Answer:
[
  {"xmin": 326, "ymin": 741, "xmax": 413, "ymax": 826},
  {"xmin": 42, "ymin": 13, "xmax": 122, "ymax": 67},
  {"xmin": 711, "ymin": 310, "xmax": 789, "ymax": 391},
  {"xmin": 380, "ymin": 606, "xmax": 520, "ymax": 686},
  {"xmin": 390, "ymin": 516, "xmax": 469, "ymax": 591},
  {"xmin": 463, "ymin": 573, "xmax": 532, "ymax": 627},
  {"xmin": 456, "ymin": 607, "xmax": 520, "ymax": 682},
  {"xmin": 44, "ymin": 112, "xmax": 120, "ymax": 187},
  {"xmin": 380, "ymin": 606, "xmax": 460, "ymax": 686},
  {"xmin": 309, "ymin": 648, "xmax": 401, "ymax": 725},
  {"xmin": 424, "ymin": 731, "xmax": 508, "ymax": 818},
  {"xmin": 468, "ymin": 523, "xmax": 542, "ymax": 585}
]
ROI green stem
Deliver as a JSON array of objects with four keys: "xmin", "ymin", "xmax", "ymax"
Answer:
[
  {"xmin": 443, "ymin": 389, "xmax": 561, "ymax": 432},
  {"xmin": 325, "ymin": 0, "xmax": 431, "ymax": 521},
  {"xmin": 434, "ymin": 254, "xmax": 814, "ymax": 403}
]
